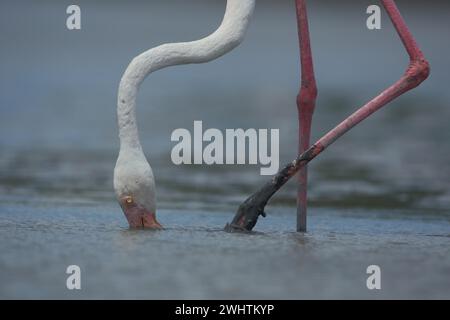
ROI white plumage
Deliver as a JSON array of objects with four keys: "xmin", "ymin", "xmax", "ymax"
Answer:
[{"xmin": 114, "ymin": 0, "xmax": 256, "ymax": 228}]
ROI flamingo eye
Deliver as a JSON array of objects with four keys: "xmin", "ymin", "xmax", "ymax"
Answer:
[{"xmin": 124, "ymin": 196, "xmax": 134, "ymax": 204}]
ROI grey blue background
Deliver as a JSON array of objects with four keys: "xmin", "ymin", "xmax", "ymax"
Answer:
[{"xmin": 0, "ymin": 0, "xmax": 449, "ymax": 299}]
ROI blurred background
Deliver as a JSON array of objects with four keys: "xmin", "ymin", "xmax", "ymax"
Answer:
[{"xmin": 0, "ymin": 0, "xmax": 449, "ymax": 299}]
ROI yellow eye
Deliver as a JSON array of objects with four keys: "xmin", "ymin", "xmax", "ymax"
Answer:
[{"xmin": 125, "ymin": 196, "xmax": 133, "ymax": 204}]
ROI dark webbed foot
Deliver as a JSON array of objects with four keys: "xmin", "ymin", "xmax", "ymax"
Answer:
[{"xmin": 224, "ymin": 188, "xmax": 270, "ymax": 232}]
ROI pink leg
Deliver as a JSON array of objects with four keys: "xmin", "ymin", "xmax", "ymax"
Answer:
[
  {"xmin": 295, "ymin": 0, "xmax": 317, "ymax": 232},
  {"xmin": 225, "ymin": 0, "xmax": 429, "ymax": 232},
  {"xmin": 317, "ymin": 0, "xmax": 429, "ymax": 149}
]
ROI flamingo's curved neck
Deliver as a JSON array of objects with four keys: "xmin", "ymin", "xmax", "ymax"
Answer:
[{"xmin": 117, "ymin": 0, "xmax": 256, "ymax": 150}]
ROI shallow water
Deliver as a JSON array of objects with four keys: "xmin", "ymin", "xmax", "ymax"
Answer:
[
  {"xmin": 1, "ymin": 197, "xmax": 449, "ymax": 299},
  {"xmin": 1, "ymin": 0, "xmax": 450, "ymax": 299}
]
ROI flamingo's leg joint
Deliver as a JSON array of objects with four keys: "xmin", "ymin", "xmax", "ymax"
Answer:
[{"xmin": 225, "ymin": 0, "xmax": 430, "ymax": 233}]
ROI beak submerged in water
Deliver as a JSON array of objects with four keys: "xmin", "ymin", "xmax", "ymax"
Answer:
[
  {"xmin": 120, "ymin": 197, "xmax": 162, "ymax": 229},
  {"xmin": 126, "ymin": 210, "xmax": 162, "ymax": 229}
]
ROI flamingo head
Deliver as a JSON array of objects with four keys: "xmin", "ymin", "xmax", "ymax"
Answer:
[{"xmin": 113, "ymin": 155, "xmax": 162, "ymax": 229}]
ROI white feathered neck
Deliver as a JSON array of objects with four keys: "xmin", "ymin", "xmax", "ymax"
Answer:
[{"xmin": 116, "ymin": 0, "xmax": 256, "ymax": 151}]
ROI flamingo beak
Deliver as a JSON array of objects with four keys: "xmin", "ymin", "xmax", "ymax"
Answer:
[
  {"xmin": 125, "ymin": 209, "xmax": 163, "ymax": 229},
  {"xmin": 121, "ymin": 200, "xmax": 163, "ymax": 229},
  {"xmin": 141, "ymin": 211, "xmax": 163, "ymax": 229}
]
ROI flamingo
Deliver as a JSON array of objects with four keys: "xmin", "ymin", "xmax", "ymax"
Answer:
[{"xmin": 114, "ymin": 0, "xmax": 256, "ymax": 228}]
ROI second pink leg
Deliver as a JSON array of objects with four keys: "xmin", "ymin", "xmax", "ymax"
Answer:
[{"xmin": 296, "ymin": 0, "xmax": 317, "ymax": 232}]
